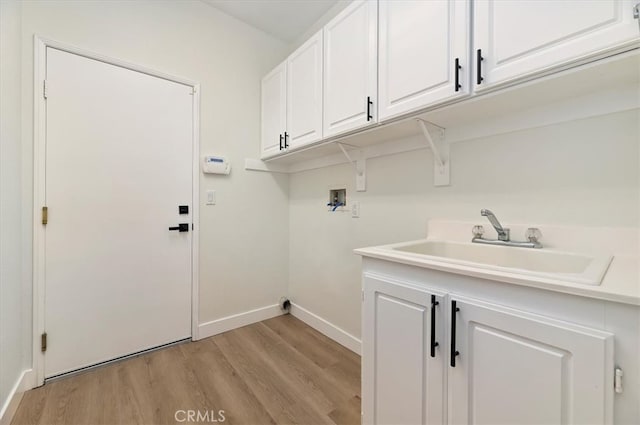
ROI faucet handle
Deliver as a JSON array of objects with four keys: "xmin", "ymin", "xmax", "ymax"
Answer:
[
  {"xmin": 472, "ymin": 225, "xmax": 485, "ymax": 238},
  {"xmin": 526, "ymin": 227, "xmax": 542, "ymax": 243}
]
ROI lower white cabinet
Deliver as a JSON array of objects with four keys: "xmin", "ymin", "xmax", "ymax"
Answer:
[
  {"xmin": 448, "ymin": 296, "xmax": 614, "ymax": 425},
  {"xmin": 362, "ymin": 273, "xmax": 615, "ymax": 425},
  {"xmin": 363, "ymin": 275, "xmax": 445, "ymax": 425}
]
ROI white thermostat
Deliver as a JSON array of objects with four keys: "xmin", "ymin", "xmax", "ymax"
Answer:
[{"xmin": 202, "ymin": 155, "xmax": 231, "ymax": 175}]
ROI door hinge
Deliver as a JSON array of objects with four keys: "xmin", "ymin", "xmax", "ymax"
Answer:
[
  {"xmin": 361, "ymin": 290, "xmax": 364, "ymax": 302},
  {"xmin": 615, "ymin": 367, "xmax": 623, "ymax": 393},
  {"xmin": 42, "ymin": 206, "xmax": 48, "ymax": 225},
  {"xmin": 41, "ymin": 332, "xmax": 47, "ymax": 352},
  {"xmin": 43, "ymin": 80, "xmax": 48, "ymax": 99}
]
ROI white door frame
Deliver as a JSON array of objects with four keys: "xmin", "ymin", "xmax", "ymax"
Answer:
[{"xmin": 32, "ymin": 35, "xmax": 201, "ymax": 387}]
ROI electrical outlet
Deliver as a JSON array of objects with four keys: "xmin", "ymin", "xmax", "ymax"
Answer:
[{"xmin": 351, "ymin": 201, "xmax": 360, "ymax": 218}]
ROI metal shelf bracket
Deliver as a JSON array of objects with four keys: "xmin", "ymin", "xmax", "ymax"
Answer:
[
  {"xmin": 416, "ymin": 118, "xmax": 450, "ymax": 186},
  {"xmin": 337, "ymin": 143, "xmax": 366, "ymax": 192}
]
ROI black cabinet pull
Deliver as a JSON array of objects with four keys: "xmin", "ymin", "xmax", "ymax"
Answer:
[
  {"xmin": 169, "ymin": 223, "xmax": 189, "ymax": 232},
  {"xmin": 430, "ymin": 295, "xmax": 439, "ymax": 358},
  {"xmin": 476, "ymin": 49, "xmax": 484, "ymax": 85},
  {"xmin": 454, "ymin": 58, "xmax": 462, "ymax": 92},
  {"xmin": 284, "ymin": 132, "xmax": 289, "ymax": 148},
  {"xmin": 366, "ymin": 96, "xmax": 373, "ymax": 121},
  {"xmin": 450, "ymin": 300, "xmax": 460, "ymax": 367},
  {"xmin": 279, "ymin": 134, "xmax": 283, "ymax": 150}
]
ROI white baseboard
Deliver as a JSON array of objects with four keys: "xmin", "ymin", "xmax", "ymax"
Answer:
[
  {"xmin": 198, "ymin": 304, "xmax": 283, "ymax": 340},
  {"xmin": 290, "ymin": 303, "xmax": 361, "ymax": 355},
  {"xmin": 0, "ymin": 369, "xmax": 34, "ymax": 425}
]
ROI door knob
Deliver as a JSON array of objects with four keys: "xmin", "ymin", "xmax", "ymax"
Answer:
[{"xmin": 168, "ymin": 223, "xmax": 189, "ymax": 232}]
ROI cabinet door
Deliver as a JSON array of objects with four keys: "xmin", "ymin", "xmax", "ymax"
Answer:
[
  {"xmin": 378, "ymin": 0, "xmax": 470, "ymax": 121},
  {"xmin": 448, "ymin": 296, "xmax": 614, "ymax": 425},
  {"xmin": 323, "ymin": 0, "xmax": 377, "ymax": 138},
  {"xmin": 261, "ymin": 62, "xmax": 286, "ymax": 159},
  {"xmin": 287, "ymin": 30, "xmax": 323, "ymax": 149},
  {"xmin": 363, "ymin": 274, "xmax": 445, "ymax": 425},
  {"xmin": 474, "ymin": 0, "xmax": 640, "ymax": 90}
]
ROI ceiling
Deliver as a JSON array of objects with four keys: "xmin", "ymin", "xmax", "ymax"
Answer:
[{"xmin": 202, "ymin": 0, "xmax": 338, "ymax": 43}]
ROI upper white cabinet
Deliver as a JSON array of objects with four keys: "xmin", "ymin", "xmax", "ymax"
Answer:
[
  {"xmin": 261, "ymin": 30, "xmax": 323, "ymax": 159},
  {"xmin": 474, "ymin": 0, "xmax": 640, "ymax": 89},
  {"xmin": 378, "ymin": 0, "xmax": 470, "ymax": 121},
  {"xmin": 259, "ymin": 0, "xmax": 639, "ymax": 163},
  {"xmin": 448, "ymin": 296, "xmax": 614, "ymax": 424},
  {"xmin": 260, "ymin": 62, "xmax": 287, "ymax": 158},
  {"xmin": 323, "ymin": 0, "xmax": 378, "ymax": 138},
  {"xmin": 362, "ymin": 274, "xmax": 445, "ymax": 425},
  {"xmin": 287, "ymin": 30, "xmax": 323, "ymax": 149}
]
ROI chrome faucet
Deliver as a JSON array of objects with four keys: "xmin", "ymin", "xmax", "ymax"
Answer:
[
  {"xmin": 481, "ymin": 209, "xmax": 510, "ymax": 241},
  {"xmin": 472, "ymin": 209, "xmax": 543, "ymax": 249}
]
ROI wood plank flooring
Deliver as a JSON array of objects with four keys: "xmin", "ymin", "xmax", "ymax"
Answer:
[{"xmin": 12, "ymin": 315, "xmax": 361, "ymax": 425}]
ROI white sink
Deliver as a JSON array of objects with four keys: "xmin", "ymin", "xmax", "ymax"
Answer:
[{"xmin": 389, "ymin": 240, "xmax": 612, "ymax": 286}]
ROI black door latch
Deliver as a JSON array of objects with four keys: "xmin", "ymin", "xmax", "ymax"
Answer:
[{"xmin": 169, "ymin": 223, "xmax": 189, "ymax": 232}]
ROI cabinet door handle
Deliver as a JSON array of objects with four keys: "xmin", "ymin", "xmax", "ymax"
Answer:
[
  {"xmin": 450, "ymin": 300, "xmax": 460, "ymax": 367},
  {"xmin": 476, "ymin": 49, "xmax": 484, "ymax": 85},
  {"xmin": 366, "ymin": 96, "xmax": 373, "ymax": 121},
  {"xmin": 284, "ymin": 132, "xmax": 289, "ymax": 148},
  {"xmin": 430, "ymin": 295, "xmax": 439, "ymax": 358},
  {"xmin": 279, "ymin": 134, "xmax": 283, "ymax": 150},
  {"xmin": 455, "ymin": 58, "xmax": 462, "ymax": 92}
]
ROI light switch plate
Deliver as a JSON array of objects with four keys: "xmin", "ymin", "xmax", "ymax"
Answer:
[{"xmin": 206, "ymin": 190, "xmax": 216, "ymax": 205}]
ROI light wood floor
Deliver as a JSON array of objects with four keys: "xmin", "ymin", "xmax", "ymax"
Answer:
[{"xmin": 12, "ymin": 315, "xmax": 361, "ymax": 425}]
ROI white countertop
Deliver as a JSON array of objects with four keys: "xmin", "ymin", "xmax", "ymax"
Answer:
[{"xmin": 355, "ymin": 220, "xmax": 640, "ymax": 306}]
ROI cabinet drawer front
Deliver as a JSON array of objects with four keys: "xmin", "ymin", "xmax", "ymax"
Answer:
[
  {"xmin": 474, "ymin": 0, "xmax": 640, "ymax": 89},
  {"xmin": 448, "ymin": 296, "xmax": 614, "ymax": 425}
]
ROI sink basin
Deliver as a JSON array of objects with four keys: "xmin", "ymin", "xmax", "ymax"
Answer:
[{"xmin": 389, "ymin": 240, "xmax": 612, "ymax": 286}]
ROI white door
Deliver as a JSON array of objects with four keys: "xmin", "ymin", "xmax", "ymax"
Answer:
[
  {"xmin": 286, "ymin": 30, "xmax": 323, "ymax": 149},
  {"xmin": 448, "ymin": 296, "xmax": 614, "ymax": 425},
  {"xmin": 378, "ymin": 0, "xmax": 470, "ymax": 121},
  {"xmin": 323, "ymin": 0, "xmax": 377, "ymax": 138},
  {"xmin": 261, "ymin": 61, "xmax": 287, "ymax": 158},
  {"xmin": 363, "ymin": 274, "xmax": 445, "ymax": 425},
  {"xmin": 474, "ymin": 0, "xmax": 640, "ymax": 89},
  {"xmin": 44, "ymin": 47, "xmax": 193, "ymax": 378}
]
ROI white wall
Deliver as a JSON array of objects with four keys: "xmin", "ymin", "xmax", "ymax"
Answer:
[
  {"xmin": 0, "ymin": 0, "xmax": 27, "ymax": 418},
  {"xmin": 288, "ymin": 110, "xmax": 640, "ymax": 339},
  {"xmin": 19, "ymin": 1, "xmax": 290, "ymax": 338},
  {"xmin": 289, "ymin": 0, "xmax": 350, "ymax": 51}
]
